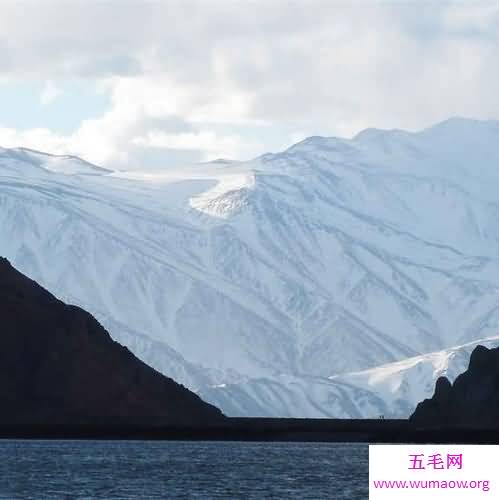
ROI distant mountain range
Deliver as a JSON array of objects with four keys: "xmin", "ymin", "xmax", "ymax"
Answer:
[
  {"xmin": 0, "ymin": 257, "xmax": 222, "ymax": 422},
  {"xmin": 1, "ymin": 117, "xmax": 499, "ymax": 418}
]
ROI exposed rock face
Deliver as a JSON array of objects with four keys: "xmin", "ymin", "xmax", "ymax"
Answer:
[
  {"xmin": 410, "ymin": 345, "xmax": 499, "ymax": 426},
  {"xmin": 0, "ymin": 257, "xmax": 223, "ymax": 423}
]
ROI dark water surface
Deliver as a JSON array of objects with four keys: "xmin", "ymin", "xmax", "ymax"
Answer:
[{"xmin": 0, "ymin": 440, "xmax": 368, "ymax": 499}]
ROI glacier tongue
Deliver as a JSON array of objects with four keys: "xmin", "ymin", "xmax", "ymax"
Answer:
[{"xmin": 1, "ymin": 118, "xmax": 499, "ymax": 418}]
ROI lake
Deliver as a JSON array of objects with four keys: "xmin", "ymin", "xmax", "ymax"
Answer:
[{"xmin": 0, "ymin": 440, "xmax": 368, "ymax": 499}]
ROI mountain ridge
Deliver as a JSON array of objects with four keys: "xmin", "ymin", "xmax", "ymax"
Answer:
[
  {"xmin": 411, "ymin": 344, "xmax": 499, "ymax": 425},
  {"xmin": 0, "ymin": 256, "xmax": 223, "ymax": 422},
  {"xmin": 1, "ymin": 116, "xmax": 499, "ymax": 418}
]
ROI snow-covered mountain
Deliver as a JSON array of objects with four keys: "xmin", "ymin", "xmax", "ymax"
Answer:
[
  {"xmin": 1, "ymin": 117, "xmax": 499, "ymax": 418},
  {"xmin": 201, "ymin": 335, "xmax": 499, "ymax": 418}
]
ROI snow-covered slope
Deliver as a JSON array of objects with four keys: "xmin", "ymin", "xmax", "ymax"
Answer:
[
  {"xmin": 1, "ymin": 117, "xmax": 499, "ymax": 417},
  {"xmin": 201, "ymin": 336, "xmax": 499, "ymax": 418}
]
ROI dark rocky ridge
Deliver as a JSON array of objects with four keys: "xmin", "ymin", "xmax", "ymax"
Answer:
[
  {"xmin": 0, "ymin": 257, "xmax": 223, "ymax": 423},
  {"xmin": 411, "ymin": 345, "xmax": 499, "ymax": 426}
]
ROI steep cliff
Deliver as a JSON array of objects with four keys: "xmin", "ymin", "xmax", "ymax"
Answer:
[{"xmin": 411, "ymin": 345, "xmax": 499, "ymax": 426}]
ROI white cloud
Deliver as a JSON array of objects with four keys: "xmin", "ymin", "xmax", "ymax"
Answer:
[
  {"xmin": 0, "ymin": 1, "xmax": 497, "ymax": 168},
  {"xmin": 0, "ymin": 127, "xmax": 66, "ymax": 151},
  {"xmin": 132, "ymin": 131, "xmax": 241, "ymax": 156}
]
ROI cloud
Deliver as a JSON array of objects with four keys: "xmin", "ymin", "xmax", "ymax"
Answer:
[
  {"xmin": 132, "ymin": 131, "xmax": 240, "ymax": 155},
  {"xmin": 0, "ymin": 1, "xmax": 497, "ymax": 168},
  {"xmin": 0, "ymin": 126, "xmax": 67, "ymax": 152}
]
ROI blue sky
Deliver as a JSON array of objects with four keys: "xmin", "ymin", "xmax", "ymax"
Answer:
[
  {"xmin": 0, "ymin": 80, "xmax": 108, "ymax": 132},
  {"xmin": 0, "ymin": 1, "xmax": 497, "ymax": 170}
]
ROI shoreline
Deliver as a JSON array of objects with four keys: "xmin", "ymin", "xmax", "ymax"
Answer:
[{"xmin": 1, "ymin": 418, "xmax": 499, "ymax": 443}]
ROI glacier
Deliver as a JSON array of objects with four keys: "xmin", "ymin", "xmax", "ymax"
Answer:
[{"xmin": 1, "ymin": 117, "xmax": 499, "ymax": 418}]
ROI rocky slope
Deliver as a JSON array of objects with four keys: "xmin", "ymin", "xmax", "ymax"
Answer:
[
  {"xmin": 0, "ymin": 257, "xmax": 223, "ymax": 422},
  {"xmin": 411, "ymin": 345, "xmax": 499, "ymax": 425}
]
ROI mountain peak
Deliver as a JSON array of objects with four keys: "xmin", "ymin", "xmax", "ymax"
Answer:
[
  {"xmin": 353, "ymin": 126, "xmax": 413, "ymax": 144},
  {"xmin": 410, "ymin": 345, "xmax": 499, "ymax": 426},
  {"xmin": 420, "ymin": 116, "xmax": 499, "ymax": 138},
  {"xmin": 284, "ymin": 135, "xmax": 354, "ymax": 156},
  {"xmin": 0, "ymin": 147, "xmax": 111, "ymax": 176},
  {"xmin": 427, "ymin": 115, "xmax": 490, "ymax": 129}
]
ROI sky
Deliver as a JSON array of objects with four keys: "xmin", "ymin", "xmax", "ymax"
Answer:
[{"xmin": 0, "ymin": 0, "xmax": 497, "ymax": 170}]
